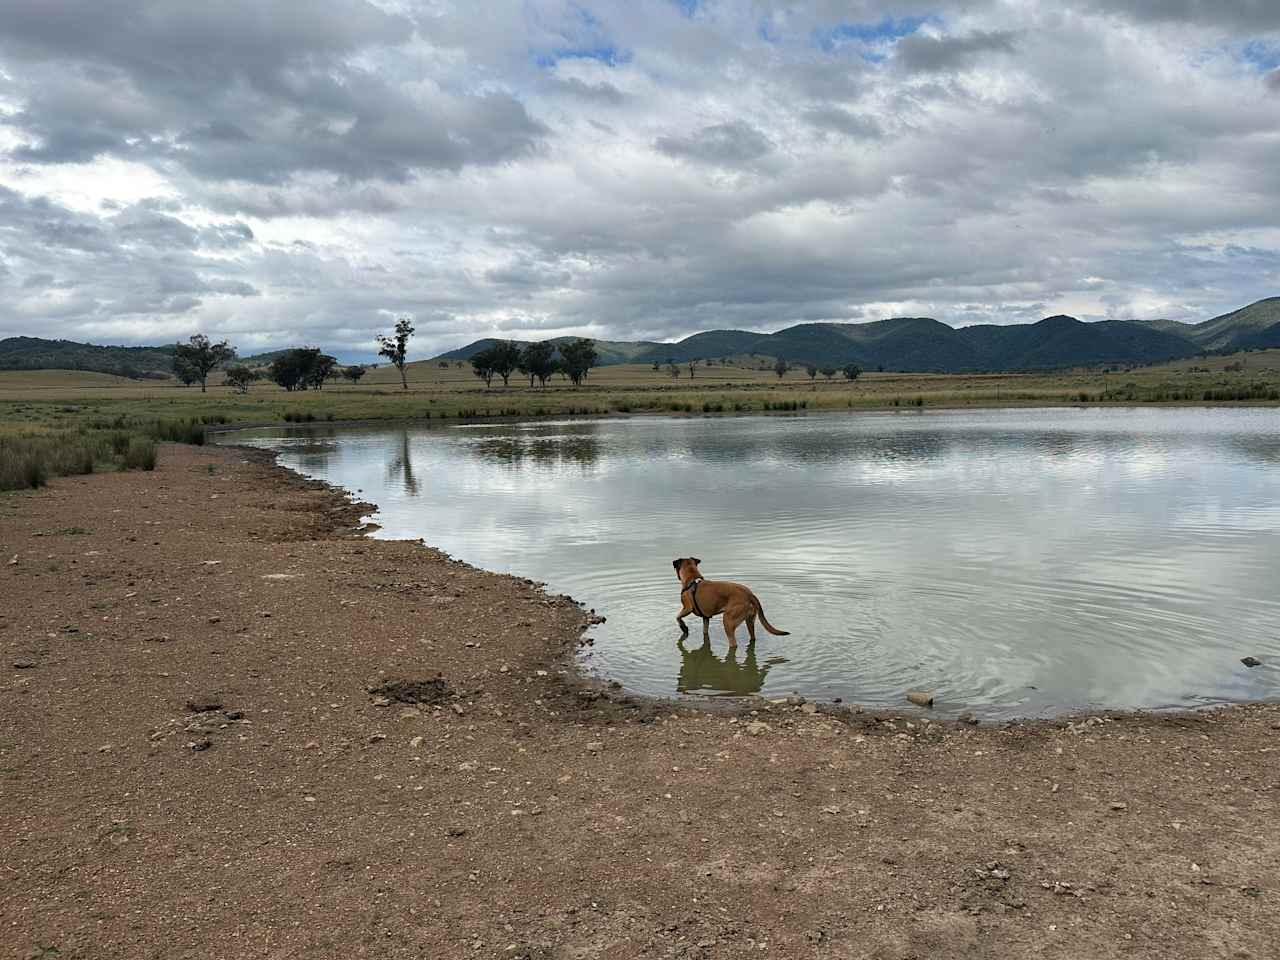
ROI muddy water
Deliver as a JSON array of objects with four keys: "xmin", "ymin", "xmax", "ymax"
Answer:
[{"xmin": 222, "ymin": 407, "xmax": 1280, "ymax": 717}]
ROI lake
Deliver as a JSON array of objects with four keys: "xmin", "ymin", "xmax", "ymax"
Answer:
[{"xmin": 221, "ymin": 407, "xmax": 1280, "ymax": 718}]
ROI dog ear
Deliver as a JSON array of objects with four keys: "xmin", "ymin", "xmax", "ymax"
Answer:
[
  {"xmin": 692, "ymin": 557, "xmax": 701, "ymax": 566},
  {"xmin": 672, "ymin": 558, "xmax": 683, "ymax": 570}
]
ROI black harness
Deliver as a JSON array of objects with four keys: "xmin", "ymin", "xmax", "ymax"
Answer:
[{"xmin": 682, "ymin": 577, "xmax": 707, "ymax": 618}]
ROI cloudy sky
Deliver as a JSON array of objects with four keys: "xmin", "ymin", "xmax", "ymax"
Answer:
[{"xmin": 1, "ymin": 1, "xmax": 1278, "ymax": 360}]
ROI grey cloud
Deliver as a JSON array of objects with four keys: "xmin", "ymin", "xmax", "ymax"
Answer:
[
  {"xmin": 0, "ymin": 0, "xmax": 549, "ymax": 184},
  {"xmin": 654, "ymin": 121, "xmax": 773, "ymax": 167},
  {"xmin": 803, "ymin": 107, "xmax": 883, "ymax": 139},
  {"xmin": 545, "ymin": 76, "xmax": 627, "ymax": 105},
  {"xmin": 895, "ymin": 30, "xmax": 1018, "ymax": 73},
  {"xmin": 1267, "ymin": 70, "xmax": 1280, "ymax": 92},
  {"xmin": 1082, "ymin": 0, "xmax": 1280, "ymax": 30}
]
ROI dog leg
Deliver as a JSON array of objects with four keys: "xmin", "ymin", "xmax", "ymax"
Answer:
[
  {"xmin": 746, "ymin": 610, "xmax": 757, "ymax": 643},
  {"xmin": 702, "ymin": 617, "xmax": 710, "ymax": 640},
  {"xmin": 722, "ymin": 611, "xmax": 741, "ymax": 648}
]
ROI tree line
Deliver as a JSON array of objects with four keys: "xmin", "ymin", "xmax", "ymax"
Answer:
[
  {"xmin": 468, "ymin": 338, "xmax": 598, "ymax": 388},
  {"xmin": 167, "ymin": 320, "xmax": 602, "ymax": 394}
]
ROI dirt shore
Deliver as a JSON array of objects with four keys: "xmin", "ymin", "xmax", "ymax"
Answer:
[{"xmin": 1, "ymin": 444, "xmax": 1278, "ymax": 959}]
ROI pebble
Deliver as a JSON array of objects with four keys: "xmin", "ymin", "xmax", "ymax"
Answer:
[
  {"xmin": 187, "ymin": 739, "xmax": 212, "ymax": 752},
  {"xmin": 1240, "ymin": 656, "xmax": 1262, "ymax": 668},
  {"xmin": 186, "ymin": 694, "xmax": 223, "ymax": 713},
  {"xmin": 1109, "ymin": 801, "xmax": 1128, "ymax": 811},
  {"xmin": 369, "ymin": 733, "xmax": 386, "ymax": 743},
  {"xmin": 958, "ymin": 712, "xmax": 979, "ymax": 725},
  {"xmin": 12, "ymin": 659, "xmax": 36, "ymax": 669},
  {"xmin": 409, "ymin": 736, "xmax": 424, "ymax": 748},
  {"xmin": 586, "ymin": 741, "xmax": 604, "ymax": 752},
  {"xmin": 746, "ymin": 721, "xmax": 770, "ymax": 736}
]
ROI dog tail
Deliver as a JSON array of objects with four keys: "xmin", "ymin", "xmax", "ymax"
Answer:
[{"xmin": 751, "ymin": 594, "xmax": 790, "ymax": 636}]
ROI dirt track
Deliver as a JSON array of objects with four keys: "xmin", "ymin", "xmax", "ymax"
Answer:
[{"xmin": 2, "ymin": 443, "xmax": 1278, "ymax": 959}]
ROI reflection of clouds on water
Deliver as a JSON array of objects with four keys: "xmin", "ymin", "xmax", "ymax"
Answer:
[{"xmin": 222, "ymin": 408, "xmax": 1280, "ymax": 717}]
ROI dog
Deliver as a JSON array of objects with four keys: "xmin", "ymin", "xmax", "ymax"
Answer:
[{"xmin": 672, "ymin": 557, "xmax": 789, "ymax": 647}]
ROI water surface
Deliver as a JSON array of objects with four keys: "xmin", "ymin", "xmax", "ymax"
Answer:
[{"xmin": 222, "ymin": 408, "xmax": 1280, "ymax": 717}]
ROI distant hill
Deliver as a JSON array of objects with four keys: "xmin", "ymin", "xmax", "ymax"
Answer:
[
  {"xmin": 1135, "ymin": 297, "xmax": 1280, "ymax": 353},
  {"xmin": 0, "ymin": 337, "xmax": 176, "ymax": 379},
  {"xmin": 435, "ymin": 308, "xmax": 1224, "ymax": 373}
]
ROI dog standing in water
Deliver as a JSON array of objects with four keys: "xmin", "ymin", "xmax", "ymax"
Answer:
[{"xmin": 672, "ymin": 557, "xmax": 790, "ymax": 647}]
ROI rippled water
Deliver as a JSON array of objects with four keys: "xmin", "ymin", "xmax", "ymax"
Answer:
[{"xmin": 222, "ymin": 408, "xmax": 1280, "ymax": 717}]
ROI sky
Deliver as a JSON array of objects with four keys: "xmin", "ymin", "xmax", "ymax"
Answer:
[{"xmin": 1, "ymin": 1, "xmax": 1279, "ymax": 361}]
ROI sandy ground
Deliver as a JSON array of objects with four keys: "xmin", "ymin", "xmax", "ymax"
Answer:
[{"xmin": 1, "ymin": 443, "xmax": 1278, "ymax": 960}]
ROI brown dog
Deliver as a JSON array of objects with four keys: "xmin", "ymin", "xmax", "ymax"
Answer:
[{"xmin": 672, "ymin": 557, "xmax": 790, "ymax": 647}]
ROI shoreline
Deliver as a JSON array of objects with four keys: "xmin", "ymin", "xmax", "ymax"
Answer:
[{"xmin": 3, "ymin": 444, "xmax": 1279, "ymax": 958}]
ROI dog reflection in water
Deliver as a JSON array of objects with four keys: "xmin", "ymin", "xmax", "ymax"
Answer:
[{"xmin": 675, "ymin": 636, "xmax": 789, "ymax": 697}]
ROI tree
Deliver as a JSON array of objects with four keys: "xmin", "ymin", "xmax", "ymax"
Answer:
[
  {"xmin": 559, "ymin": 338, "xmax": 598, "ymax": 386},
  {"xmin": 224, "ymin": 365, "xmax": 258, "ymax": 394},
  {"xmin": 173, "ymin": 334, "xmax": 234, "ymax": 392},
  {"xmin": 342, "ymin": 365, "xmax": 367, "ymax": 384},
  {"xmin": 821, "ymin": 367, "xmax": 836, "ymax": 381},
  {"xmin": 173, "ymin": 355, "xmax": 199, "ymax": 387},
  {"xmin": 651, "ymin": 360, "xmax": 660, "ymax": 372},
  {"xmin": 773, "ymin": 358, "xmax": 788, "ymax": 379},
  {"xmin": 521, "ymin": 341, "xmax": 556, "ymax": 388},
  {"xmin": 308, "ymin": 354, "xmax": 338, "ymax": 390},
  {"xmin": 668, "ymin": 362, "xmax": 680, "ymax": 378},
  {"xmin": 688, "ymin": 358, "xmax": 699, "ymax": 379},
  {"xmin": 269, "ymin": 348, "xmax": 323, "ymax": 391},
  {"xmin": 470, "ymin": 347, "xmax": 496, "ymax": 387},
  {"xmin": 842, "ymin": 364, "xmax": 862, "ymax": 381},
  {"xmin": 806, "ymin": 364, "xmax": 818, "ymax": 381},
  {"xmin": 489, "ymin": 340, "xmax": 523, "ymax": 387},
  {"xmin": 377, "ymin": 317, "xmax": 414, "ymax": 390}
]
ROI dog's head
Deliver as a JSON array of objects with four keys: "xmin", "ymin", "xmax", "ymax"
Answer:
[{"xmin": 672, "ymin": 557, "xmax": 702, "ymax": 579}]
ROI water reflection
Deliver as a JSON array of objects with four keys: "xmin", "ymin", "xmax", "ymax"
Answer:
[
  {"xmin": 387, "ymin": 431, "xmax": 420, "ymax": 496},
  {"xmin": 676, "ymin": 637, "xmax": 789, "ymax": 696},
  {"xmin": 222, "ymin": 408, "xmax": 1280, "ymax": 717}
]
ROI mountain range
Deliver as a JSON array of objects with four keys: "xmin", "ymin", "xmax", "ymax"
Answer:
[
  {"xmin": 2, "ymin": 297, "xmax": 1277, "ymax": 379},
  {"xmin": 434, "ymin": 296, "xmax": 1280, "ymax": 373}
]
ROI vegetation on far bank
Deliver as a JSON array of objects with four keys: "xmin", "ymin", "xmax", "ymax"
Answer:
[{"xmin": 2, "ymin": 347, "xmax": 1278, "ymax": 492}]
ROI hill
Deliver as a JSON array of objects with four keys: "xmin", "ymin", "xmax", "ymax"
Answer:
[
  {"xmin": 0, "ymin": 337, "xmax": 176, "ymax": 379},
  {"xmin": 1135, "ymin": 297, "xmax": 1280, "ymax": 353},
  {"xmin": 435, "ymin": 311, "xmax": 1208, "ymax": 373}
]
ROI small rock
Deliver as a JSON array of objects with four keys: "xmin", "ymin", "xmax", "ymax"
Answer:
[
  {"xmin": 801, "ymin": 702, "xmax": 818, "ymax": 715},
  {"xmin": 1241, "ymin": 656, "xmax": 1262, "ymax": 668},
  {"xmin": 12, "ymin": 659, "xmax": 36, "ymax": 670},
  {"xmin": 303, "ymin": 741, "xmax": 320, "ymax": 750},
  {"xmin": 7, "ymin": 555, "xmax": 17, "ymax": 566},
  {"xmin": 369, "ymin": 733, "xmax": 386, "ymax": 743},
  {"xmin": 187, "ymin": 739, "xmax": 212, "ymax": 752},
  {"xmin": 746, "ymin": 721, "xmax": 770, "ymax": 736},
  {"xmin": 450, "ymin": 703, "xmax": 465, "ymax": 716},
  {"xmin": 223, "ymin": 709, "xmax": 245, "ymax": 721},
  {"xmin": 98, "ymin": 744, "xmax": 114, "ymax": 753},
  {"xmin": 186, "ymin": 695, "xmax": 223, "ymax": 713},
  {"xmin": 446, "ymin": 826, "xmax": 467, "ymax": 838},
  {"xmin": 906, "ymin": 691, "xmax": 935, "ymax": 708},
  {"xmin": 958, "ymin": 712, "xmax": 979, "ymax": 725},
  {"xmin": 409, "ymin": 736, "xmax": 424, "ymax": 748},
  {"xmin": 586, "ymin": 741, "xmax": 604, "ymax": 752},
  {"xmin": 1109, "ymin": 801, "xmax": 1128, "ymax": 811}
]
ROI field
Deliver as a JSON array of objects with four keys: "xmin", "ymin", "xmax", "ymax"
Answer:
[{"xmin": 2, "ymin": 349, "xmax": 1279, "ymax": 490}]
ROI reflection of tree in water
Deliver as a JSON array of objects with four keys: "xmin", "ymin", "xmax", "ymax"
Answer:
[
  {"xmin": 387, "ymin": 430, "xmax": 420, "ymax": 496},
  {"xmin": 675, "ymin": 637, "xmax": 788, "ymax": 697},
  {"xmin": 468, "ymin": 435, "xmax": 601, "ymax": 469}
]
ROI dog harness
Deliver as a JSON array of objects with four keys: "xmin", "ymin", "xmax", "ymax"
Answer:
[{"xmin": 682, "ymin": 577, "xmax": 707, "ymax": 618}]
